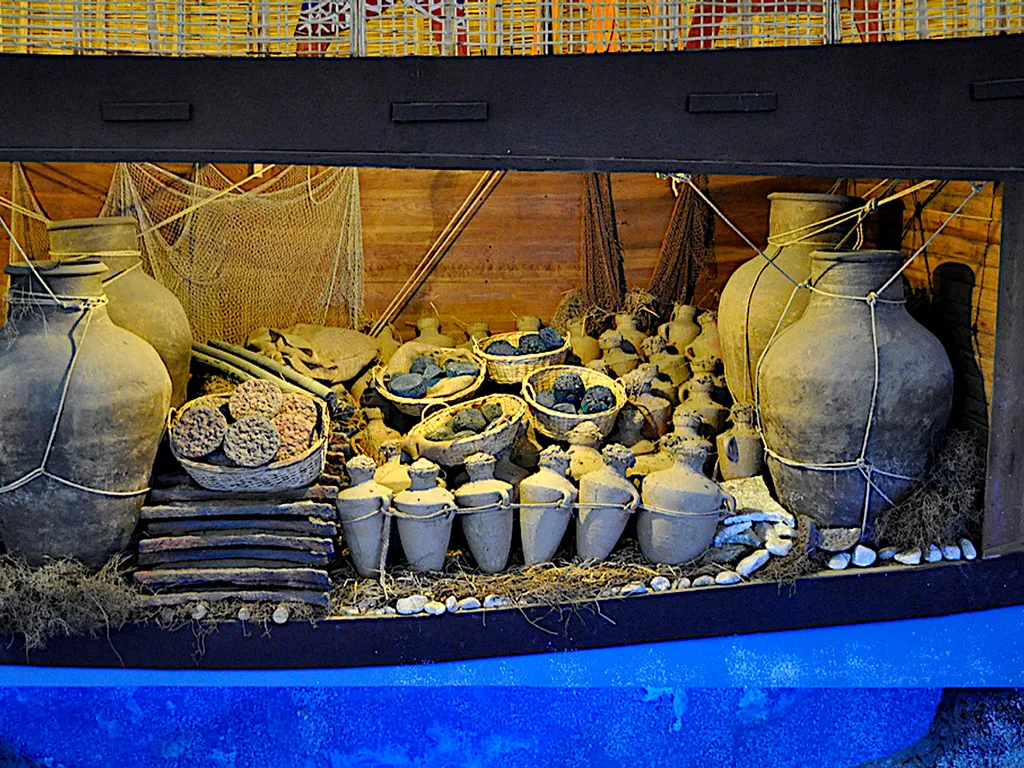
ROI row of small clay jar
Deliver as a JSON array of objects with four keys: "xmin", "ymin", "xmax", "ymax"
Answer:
[{"xmin": 335, "ymin": 437, "xmax": 733, "ymax": 578}]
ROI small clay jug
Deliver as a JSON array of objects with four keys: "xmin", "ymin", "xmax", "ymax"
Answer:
[
  {"xmin": 364, "ymin": 407, "xmax": 401, "ymax": 453},
  {"xmin": 685, "ymin": 355, "xmax": 728, "ymax": 405},
  {"xmin": 454, "ymin": 453, "xmax": 513, "ymax": 573},
  {"xmin": 659, "ymin": 302, "xmax": 701, "ymax": 351},
  {"xmin": 577, "ymin": 444, "xmax": 640, "ymax": 560},
  {"xmin": 639, "ymin": 441, "xmax": 736, "ymax": 564},
  {"xmin": 608, "ymin": 406, "xmax": 654, "ymax": 454},
  {"xmin": 516, "ymin": 315, "xmax": 543, "ymax": 332},
  {"xmin": 415, "ymin": 317, "xmax": 455, "ymax": 348},
  {"xmin": 642, "ymin": 335, "xmax": 691, "ymax": 388},
  {"xmin": 650, "ymin": 374, "xmax": 679, "ymax": 408},
  {"xmin": 458, "ymin": 322, "xmax": 491, "ymax": 351},
  {"xmin": 685, "ymin": 311, "xmax": 722, "ymax": 360},
  {"xmin": 567, "ymin": 422, "xmax": 605, "ymax": 482},
  {"xmin": 336, "ymin": 455, "xmax": 393, "ymax": 577},
  {"xmin": 599, "ymin": 330, "xmax": 640, "ymax": 377},
  {"xmin": 717, "ymin": 403, "xmax": 765, "ymax": 481},
  {"xmin": 621, "ymin": 363, "xmax": 672, "ymax": 438},
  {"xmin": 494, "ymin": 447, "xmax": 530, "ymax": 502},
  {"xmin": 567, "ymin": 319, "xmax": 601, "ymax": 365},
  {"xmin": 672, "ymin": 408, "xmax": 716, "ymax": 475},
  {"xmin": 375, "ymin": 440, "xmax": 411, "ymax": 494},
  {"xmin": 628, "ymin": 433, "xmax": 683, "ymax": 481},
  {"xmin": 679, "ymin": 374, "xmax": 727, "ymax": 437},
  {"xmin": 393, "ymin": 458, "xmax": 457, "ymax": 572},
  {"xmin": 376, "ymin": 326, "xmax": 403, "ymax": 363},
  {"xmin": 519, "ymin": 447, "xmax": 578, "ymax": 565},
  {"xmin": 614, "ymin": 313, "xmax": 648, "ymax": 358}
]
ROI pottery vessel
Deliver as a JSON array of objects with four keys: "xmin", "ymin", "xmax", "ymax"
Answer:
[
  {"xmin": 516, "ymin": 315, "xmax": 543, "ymax": 332},
  {"xmin": 393, "ymin": 458, "xmax": 457, "ymax": 571},
  {"xmin": 458, "ymin": 322, "xmax": 491, "ymax": 351},
  {"xmin": 621, "ymin": 363, "xmax": 672, "ymax": 437},
  {"xmin": 336, "ymin": 455, "xmax": 393, "ymax": 577},
  {"xmin": 364, "ymin": 407, "xmax": 401, "ymax": 452},
  {"xmin": 566, "ymin": 320, "xmax": 601, "ymax": 365},
  {"xmin": 614, "ymin": 313, "xmax": 648, "ymax": 357},
  {"xmin": 519, "ymin": 447, "xmax": 578, "ymax": 565},
  {"xmin": 717, "ymin": 404, "xmax": 765, "ymax": 481},
  {"xmin": 567, "ymin": 422, "xmax": 605, "ymax": 482},
  {"xmin": 658, "ymin": 302, "xmax": 701, "ymax": 351},
  {"xmin": 598, "ymin": 330, "xmax": 640, "ymax": 378},
  {"xmin": 642, "ymin": 335, "xmax": 691, "ymax": 388},
  {"xmin": 577, "ymin": 444, "xmax": 640, "ymax": 560},
  {"xmin": 375, "ymin": 440, "xmax": 412, "ymax": 494},
  {"xmin": 759, "ymin": 251, "xmax": 953, "ymax": 528},
  {"xmin": 640, "ymin": 441, "xmax": 736, "ymax": 564},
  {"xmin": 0, "ymin": 260, "xmax": 171, "ymax": 566},
  {"xmin": 415, "ymin": 317, "xmax": 455, "ymax": 348},
  {"xmin": 454, "ymin": 452, "xmax": 513, "ymax": 573},
  {"xmin": 494, "ymin": 447, "xmax": 530, "ymax": 502},
  {"xmin": 672, "ymin": 409, "xmax": 716, "ymax": 475},
  {"xmin": 679, "ymin": 374, "xmax": 728, "ymax": 437},
  {"xmin": 47, "ymin": 216, "xmax": 192, "ymax": 407}
]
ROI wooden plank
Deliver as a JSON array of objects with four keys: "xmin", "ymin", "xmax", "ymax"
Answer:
[
  {"xmin": 140, "ymin": 502, "xmax": 336, "ymax": 521},
  {"xmin": 144, "ymin": 517, "xmax": 337, "ymax": 537},
  {"xmin": 139, "ymin": 590, "xmax": 330, "ymax": 609},
  {"xmin": 140, "ymin": 558, "xmax": 323, "ymax": 570},
  {"xmin": 147, "ymin": 484, "xmax": 338, "ymax": 503},
  {"xmin": 139, "ymin": 533, "xmax": 334, "ymax": 555},
  {"xmin": 134, "ymin": 568, "xmax": 330, "ymax": 591},
  {"xmin": 137, "ymin": 548, "xmax": 331, "ymax": 567},
  {"xmin": 985, "ymin": 182, "xmax": 1024, "ymax": 558}
]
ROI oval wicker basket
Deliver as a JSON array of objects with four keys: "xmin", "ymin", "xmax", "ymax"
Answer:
[
  {"xmin": 521, "ymin": 365, "xmax": 627, "ymax": 441},
  {"xmin": 473, "ymin": 331, "xmax": 570, "ymax": 385},
  {"xmin": 373, "ymin": 351, "xmax": 486, "ymax": 417},
  {"xmin": 405, "ymin": 394, "xmax": 528, "ymax": 466},
  {"xmin": 169, "ymin": 394, "xmax": 330, "ymax": 492}
]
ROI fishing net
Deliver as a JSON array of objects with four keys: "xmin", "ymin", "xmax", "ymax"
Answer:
[
  {"xmin": 647, "ymin": 173, "xmax": 716, "ymax": 308},
  {"xmin": 7, "ymin": 162, "xmax": 50, "ymax": 264},
  {"xmin": 101, "ymin": 163, "xmax": 365, "ymax": 344},
  {"xmin": 579, "ymin": 172, "xmax": 626, "ymax": 312}
]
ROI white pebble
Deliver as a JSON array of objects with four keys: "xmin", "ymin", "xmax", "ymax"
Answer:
[
  {"xmin": 483, "ymin": 594, "xmax": 509, "ymax": 608},
  {"xmin": 650, "ymin": 576, "xmax": 671, "ymax": 592},
  {"xmin": 692, "ymin": 575, "xmax": 716, "ymax": 588},
  {"xmin": 827, "ymin": 553, "xmax": 851, "ymax": 570},
  {"xmin": 445, "ymin": 596, "xmax": 459, "ymax": 613},
  {"xmin": 895, "ymin": 548, "xmax": 922, "ymax": 565},
  {"xmin": 621, "ymin": 582, "xmax": 647, "ymax": 596},
  {"xmin": 190, "ymin": 603, "xmax": 209, "ymax": 621},
  {"xmin": 736, "ymin": 549, "xmax": 770, "ymax": 577},
  {"xmin": 715, "ymin": 570, "xmax": 741, "ymax": 585},
  {"xmin": 383, "ymin": 606, "xmax": 397, "ymax": 615},
  {"xmin": 878, "ymin": 547, "xmax": 897, "ymax": 560},
  {"xmin": 272, "ymin": 605, "xmax": 290, "ymax": 625},
  {"xmin": 236, "ymin": 607, "xmax": 251, "ymax": 622},
  {"xmin": 942, "ymin": 544, "xmax": 962, "ymax": 561},
  {"xmin": 723, "ymin": 510, "xmax": 796, "ymax": 528},
  {"xmin": 852, "ymin": 544, "xmax": 877, "ymax": 568},
  {"xmin": 458, "ymin": 597, "xmax": 482, "ymax": 611},
  {"xmin": 925, "ymin": 544, "xmax": 943, "ymax": 563},
  {"xmin": 396, "ymin": 595, "xmax": 429, "ymax": 615},
  {"xmin": 423, "ymin": 601, "xmax": 446, "ymax": 616},
  {"xmin": 960, "ymin": 539, "xmax": 978, "ymax": 561},
  {"xmin": 766, "ymin": 535, "xmax": 793, "ymax": 557},
  {"xmin": 714, "ymin": 522, "xmax": 754, "ymax": 547},
  {"xmin": 339, "ymin": 607, "xmax": 360, "ymax": 616},
  {"xmin": 672, "ymin": 578, "xmax": 691, "ymax": 590}
]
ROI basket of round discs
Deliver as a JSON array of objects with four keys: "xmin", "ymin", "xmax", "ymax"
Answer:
[{"xmin": 169, "ymin": 379, "xmax": 330, "ymax": 492}]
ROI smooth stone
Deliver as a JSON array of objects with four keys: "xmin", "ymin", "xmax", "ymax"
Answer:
[
  {"xmin": 458, "ymin": 597, "xmax": 482, "ymax": 611},
  {"xmin": 339, "ymin": 607, "xmax": 360, "ymax": 616},
  {"xmin": 383, "ymin": 606, "xmax": 397, "ymax": 615},
  {"xmin": 852, "ymin": 544, "xmax": 877, "ymax": 568},
  {"xmin": 650, "ymin": 576, "xmax": 671, "ymax": 592},
  {"xmin": 895, "ymin": 548, "xmax": 922, "ymax": 565},
  {"xmin": 879, "ymin": 547, "xmax": 898, "ymax": 560},
  {"xmin": 445, "ymin": 596, "xmax": 459, "ymax": 613},
  {"xmin": 942, "ymin": 544, "xmax": 962, "ymax": 561},
  {"xmin": 715, "ymin": 570, "xmax": 741, "ymax": 585},
  {"xmin": 190, "ymin": 603, "xmax": 208, "ymax": 621},
  {"xmin": 722, "ymin": 510, "xmax": 797, "ymax": 528},
  {"xmin": 396, "ymin": 595, "xmax": 429, "ymax": 615},
  {"xmin": 672, "ymin": 578, "xmax": 691, "ymax": 590},
  {"xmin": 960, "ymin": 539, "xmax": 978, "ymax": 561},
  {"xmin": 925, "ymin": 544, "xmax": 943, "ymax": 563},
  {"xmin": 424, "ymin": 601, "xmax": 446, "ymax": 616},
  {"xmin": 272, "ymin": 606, "xmax": 290, "ymax": 624},
  {"xmin": 827, "ymin": 552, "xmax": 851, "ymax": 570},
  {"xmin": 692, "ymin": 575, "xmax": 716, "ymax": 587},
  {"xmin": 765, "ymin": 535, "xmax": 793, "ymax": 557},
  {"xmin": 704, "ymin": 544, "xmax": 751, "ymax": 565},
  {"xmin": 736, "ymin": 549, "xmax": 770, "ymax": 577},
  {"xmin": 621, "ymin": 582, "xmax": 648, "ymax": 596},
  {"xmin": 753, "ymin": 522, "xmax": 774, "ymax": 543},
  {"xmin": 773, "ymin": 524, "xmax": 796, "ymax": 540},
  {"xmin": 719, "ymin": 476, "xmax": 797, "ymax": 528},
  {"xmin": 237, "ymin": 607, "xmax": 251, "ymax": 622},
  {"xmin": 818, "ymin": 527, "xmax": 862, "ymax": 553},
  {"xmin": 483, "ymin": 594, "xmax": 509, "ymax": 608}
]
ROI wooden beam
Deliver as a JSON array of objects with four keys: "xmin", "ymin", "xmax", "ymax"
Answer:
[{"xmin": 984, "ymin": 182, "xmax": 1024, "ymax": 557}]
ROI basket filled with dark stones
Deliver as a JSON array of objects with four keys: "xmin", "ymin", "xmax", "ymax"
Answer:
[
  {"xmin": 374, "ymin": 348, "xmax": 486, "ymax": 417},
  {"xmin": 404, "ymin": 394, "xmax": 529, "ymax": 466},
  {"xmin": 473, "ymin": 328, "xmax": 570, "ymax": 385},
  {"xmin": 522, "ymin": 365, "xmax": 626, "ymax": 440}
]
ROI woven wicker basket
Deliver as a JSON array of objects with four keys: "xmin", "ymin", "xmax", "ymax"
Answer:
[
  {"xmin": 170, "ymin": 394, "xmax": 330, "ymax": 492},
  {"xmin": 405, "ymin": 394, "xmax": 528, "ymax": 466},
  {"xmin": 473, "ymin": 331, "xmax": 570, "ymax": 385},
  {"xmin": 373, "ymin": 350, "xmax": 486, "ymax": 417},
  {"xmin": 522, "ymin": 365, "xmax": 626, "ymax": 441}
]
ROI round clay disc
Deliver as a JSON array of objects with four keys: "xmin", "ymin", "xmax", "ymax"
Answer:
[
  {"xmin": 278, "ymin": 392, "xmax": 319, "ymax": 426},
  {"xmin": 170, "ymin": 405, "xmax": 228, "ymax": 459},
  {"xmin": 228, "ymin": 379, "xmax": 283, "ymax": 420},
  {"xmin": 273, "ymin": 413, "xmax": 316, "ymax": 462},
  {"xmin": 223, "ymin": 415, "xmax": 281, "ymax": 468}
]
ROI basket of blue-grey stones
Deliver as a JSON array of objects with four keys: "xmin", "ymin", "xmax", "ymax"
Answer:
[
  {"xmin": 374, "ymin": 348, "xmax": 486, "ymax": 416},
  {"xmin": 521, "ymin": 365, "xmax": 627, "ymax": 440},
  {"xmin": 473, "ymin": 327, "xmax": 570, "ymax": 384}
]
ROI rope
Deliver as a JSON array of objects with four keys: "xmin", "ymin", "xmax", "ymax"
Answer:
[{"xmin": 0, "ymin": 193, "xmax": 50, "ymax": 223}]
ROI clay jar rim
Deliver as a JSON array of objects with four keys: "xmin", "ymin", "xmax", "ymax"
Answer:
[
  {"xmin": 809, "ymin": 250, "xmax": 905, "ymax": 300},
  {"xmin": 5, "ymin": 258, "xmax": 109, "ymax": 278},
  {"xmin": 767, "ymin": 192, "xmax": 863, "ymax": 204}
]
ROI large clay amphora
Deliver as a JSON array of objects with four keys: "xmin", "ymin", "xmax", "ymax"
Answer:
[
  {"xmin": 718, "ymin": 193, "xmax": 861, "ymax": 406},
  {"xmin": 454, "ymin": 452, "xmax": 513, "ymax": 573},
  {"xmin": 393, "ymin": 458, "xmax": 456, "ymax": 572},
  {"xmin": 0, "ymin": 260, "xmax": 171, "ymax": 566},
  {"xmin": 759, "ymin": 251, "xmax": 953, "ymax": 529},
  {"xmin": 640, "ymin": 441, "xmax": 735, "ymax": 564},
  {"xmin": 577, "ymin": 444, "xmax": 639, "ymax": 560},
  {"xmin": 47, "ymin": 216, "xmax": 192, "ymax": 408},
  {"xmin": 336, "ymin": 455, "xmax": 393, "ymax": 577},
  {"xmin": 519, "ymin": 447, "xmax": 578, "ymax": 565}
]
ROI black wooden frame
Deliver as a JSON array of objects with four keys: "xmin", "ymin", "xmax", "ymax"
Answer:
[{"xmin": 0, "ymin": 35, "xmax": 1023, "ymax": 667}]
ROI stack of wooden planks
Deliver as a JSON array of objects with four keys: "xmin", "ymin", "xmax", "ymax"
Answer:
[{"xmin": 133, "ymin": 480, "xmax": 340, "ymax": 610}]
